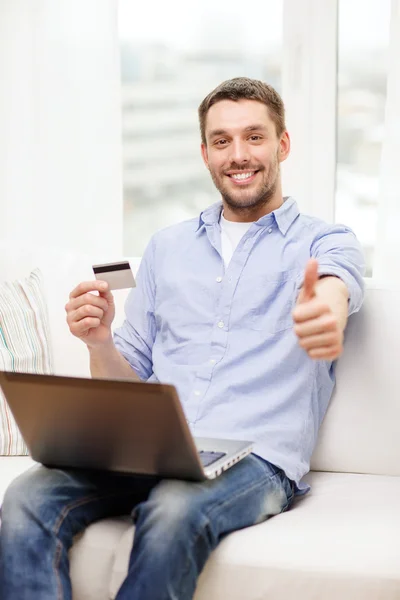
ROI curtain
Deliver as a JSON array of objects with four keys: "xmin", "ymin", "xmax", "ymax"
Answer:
[
  {"xmin": 374, "ymin": 0, "xmax": 400, "ymax": 280},
  {"xmin": 0, "ymin": 0, "xmax": 123, "ymax": 257}
]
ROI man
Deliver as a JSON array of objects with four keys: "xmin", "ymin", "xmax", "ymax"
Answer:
[{"xmin": 0, "ymin": 77, "xmax": 365, "ymax": 599}]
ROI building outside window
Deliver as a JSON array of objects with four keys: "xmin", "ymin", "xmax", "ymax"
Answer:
[
  {"xmin": 119, "ymin": 0, "xmax": 283, "ymax": 256},
  {"xmin": 336, "ymin": 0, "xmax": 391, "ymax": 275}
]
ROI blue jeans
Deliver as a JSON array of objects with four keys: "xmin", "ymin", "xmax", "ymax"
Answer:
[{"xmin": 0, "ymin": 454, "xmax": 294, "ymax": 599}]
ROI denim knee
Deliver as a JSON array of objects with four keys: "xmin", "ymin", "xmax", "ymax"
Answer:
[
  {"xmin": 1, "ymin": 466, "xmax": 63, "ymax": 535},
  {"xmin": 134, "ymin": 479, "xmax": 210, "ymax": 542}
]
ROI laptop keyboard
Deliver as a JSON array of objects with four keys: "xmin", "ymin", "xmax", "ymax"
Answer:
[{"xmin": 198, "ymin": 451, "xmax": 226, "ymax": 468}]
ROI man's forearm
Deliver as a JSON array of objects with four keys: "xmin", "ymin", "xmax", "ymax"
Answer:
[
  {"xmin": 88, "ymin": 339, "xmax": 141, "ymax": 381},
  {"xmin": 314, "ymin": 276, "xmax": 349, "ymax": 332}
]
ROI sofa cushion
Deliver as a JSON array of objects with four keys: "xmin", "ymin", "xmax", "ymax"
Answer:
[
  {"xmin": 311, "ymin": 282, "xmax": 400, "ymax": 476},
  {"xmin": 191, "ymin": 471, "xmax": 400, "ymax": 600},
  {"xmin": 68, "ymin": 471, "xmax": 400, "ymax": 600},
  {"xmin": 0, "ymin": 269, "xmax": 53, "ymax": 454},
  {"xmin": 0, "ymin": 456, "xmax": 36, "ymax": 502},
  {"xmin": 70, "ymin": 517, "xmax": 133, "ymax": 600}
]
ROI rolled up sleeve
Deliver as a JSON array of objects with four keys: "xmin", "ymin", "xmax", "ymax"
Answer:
[
  {"xmin": 296, "ymin": 224, "xmax": 366, "ymax": 315},
  {"xmin": 113, "ymin": 237, "xmax": 157, "ymax": 380}
]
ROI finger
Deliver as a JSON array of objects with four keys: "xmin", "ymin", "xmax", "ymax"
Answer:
[
  {"xmin": 308, "ymin": 345, "xmax": 343, "ymax": 360},
  {"xmin": 69, "ymin": 280, "xmax": 109, "ymax": 300},
  {"xmin": 67, "ymin": 305, "xmax": 104, "ymax": 326},
  {"xmin": 99, "ymin": 287, "xmax": 115, "ymax": 304},
  {"xmin": 293, "ymin": 298, "xmax": 331, "ymax": 323},
  {"xmin": 97, "ymin": 284, "xmax": 115, "ymax": 305},
  {"xmin": 300, "ymin": 259, "xmax": 319, "ymax": 303},
  {"xmin": 294, "ymin": 313, "xmax": 338, "ymax": 338},
  {"xmin": 65, "ymin": 293, "xmax": 109, "ymax": 314},
  {"xmin": 69, "ymin": 317, "xmax": 101, "ymax": 337},
  {"xmin": 298, "ymin": 332, "xmax": 340, "ymax": 351}
]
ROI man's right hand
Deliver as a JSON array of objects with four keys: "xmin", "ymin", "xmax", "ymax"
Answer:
[{"xmin": 65, "ymin": 281, "xmax": 115, "ymax": 348}]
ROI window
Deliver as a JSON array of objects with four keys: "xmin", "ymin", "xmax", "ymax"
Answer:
[
  {"xmin": 336, "ymin": 0, "xmax": 391, "ymax": 276},
  {"xmin": 118, "ymin": 0, "xmax": 283, "ymax": 256}
]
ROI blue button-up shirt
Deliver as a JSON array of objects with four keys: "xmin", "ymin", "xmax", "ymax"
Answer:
[{"xmin": 114, "ymin": 197, "xmax": 365, "ymax": 489}]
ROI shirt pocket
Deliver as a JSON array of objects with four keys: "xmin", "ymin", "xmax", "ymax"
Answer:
[{"xmin": 246, "ymin": 269, "xmax": 299, "ymax": 334}]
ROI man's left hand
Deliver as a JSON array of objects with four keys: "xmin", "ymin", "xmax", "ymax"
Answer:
[{"xmin": 292, "ymin": 259, "xmax": 346, "ymax": 360}]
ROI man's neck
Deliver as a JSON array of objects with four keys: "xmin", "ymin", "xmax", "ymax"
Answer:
[
  {"xmin": 222, "ymin": 193, "xmax": 284, "ymax": 223},
  {"xmin": 221, "ymin": 211, "xmax": 254, "ymax": 226}
]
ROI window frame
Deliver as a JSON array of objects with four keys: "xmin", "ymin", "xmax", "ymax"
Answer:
[{"xmin": 281, "ymin": 0, "xmax": 338, "ymax": 223}]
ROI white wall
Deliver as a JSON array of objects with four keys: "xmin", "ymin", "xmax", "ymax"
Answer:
[{"xmin": 0, "ymin": 0, "xmax": 123, "ymax": 258}]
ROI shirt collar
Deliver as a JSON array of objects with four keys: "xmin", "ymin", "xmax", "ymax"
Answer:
[
  {"xmin": 263, "ymin": 196, "xmax": 300, "ymax": 235},
  {"xmin": 196, "ymin": 202, "xmax": 222, "ymax": 231},
  {"xmin": 196, "ymin": 196, "xmax": 299, "ymax": 235}
]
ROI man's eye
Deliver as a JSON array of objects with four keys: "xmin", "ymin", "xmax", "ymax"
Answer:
[
  {"xmin": 250, "ymin": 135, "xmax": 262, "ymax": 141},
  {"xmin": 215, "ymin": 139, "xmax": 227, "ymax": 146}
]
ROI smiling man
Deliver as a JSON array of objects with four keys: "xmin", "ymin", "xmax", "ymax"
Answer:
[
  {"xmin": 202, "ymin": 96, "xmax": 285, "ymax": 219},
  {"xmin": 0, "ymin": 78, "xmax": 365, "ymax": 600}
]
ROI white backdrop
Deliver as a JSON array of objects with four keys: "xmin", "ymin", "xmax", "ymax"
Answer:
[{"xmin": 0, "ymin": 0, "xmax": 123, "ymax": 258}]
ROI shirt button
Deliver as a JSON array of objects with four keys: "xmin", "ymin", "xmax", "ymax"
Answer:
[
  {"xmin": 210, "ymin": 358, "xmax": 216, "ymax": 364},
  {"xmin": 216, "ymin": 276, "xmax": 222, "ymax": 283},
  {"xmin": 217, "ymin": 321, "xmax": 224, "ymax": 328},
  {"xmin": 194, "ymin": 390, "xmax": 201, "ymax": 396},
  {"xmin": 268, "ymin": 228, "xmax": 273, "ymax": 233}
]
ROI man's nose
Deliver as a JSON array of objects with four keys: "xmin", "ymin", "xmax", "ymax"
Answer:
[{"xmin": 229, "ymin": 140, "xmax": 250, "ymax": 165}]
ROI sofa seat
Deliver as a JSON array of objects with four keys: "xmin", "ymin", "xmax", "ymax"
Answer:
[
  {"xmin": 65, "ymin": 471, "xmax": 400, "ymax": 600},
  {"xmin": 0, "ymin": 456, "xmax": 36, "ymax": 502},
  {"xmin": 3, "ymin": 463, "xmax": 399, "ymax": 599}
]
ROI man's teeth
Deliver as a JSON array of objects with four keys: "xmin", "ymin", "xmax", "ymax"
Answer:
[{"xmin": 231, "ymin": 172, "xmax": 255, "ymax": 180}]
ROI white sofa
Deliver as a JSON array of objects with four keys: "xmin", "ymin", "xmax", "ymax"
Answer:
[{"xmin": 1, "ymin": 245, "xmax": 400, "ymax": 599}]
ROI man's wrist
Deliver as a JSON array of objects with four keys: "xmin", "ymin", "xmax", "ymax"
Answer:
[
  {"xmin": 315, "ymin": 276, "xmax": 349, "ymax": 331},
  {"xmin": 87, "ymin": 336, "xmax": 115, "ymax": 357}
]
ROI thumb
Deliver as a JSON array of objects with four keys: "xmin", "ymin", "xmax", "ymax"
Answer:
[
  {"xmin": 300, "ymin": 259, "xmax": 319, "ymax": 303},
  {"xmin": 98, "ymin": 283, "xmax": 115, "ymax": 306},
  {"xmin": 99, "ymin": 285, "xmax": 115, "ymax": 327}
]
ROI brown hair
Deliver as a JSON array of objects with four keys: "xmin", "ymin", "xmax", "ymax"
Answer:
[{"xmin": 198, "ymin": 77, "xmax": 286, "ymax": 145}]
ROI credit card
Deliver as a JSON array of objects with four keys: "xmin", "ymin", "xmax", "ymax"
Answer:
[{"xmin": 92, "ymin": 261, "xmax": 136, "ymax": 290}]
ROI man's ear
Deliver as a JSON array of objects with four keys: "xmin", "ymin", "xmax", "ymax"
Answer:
[
  {"xmin": 278, "ymin": 131, "xmax": 290, "ymax": 163},
  {"xmin": 201, "ymin": 143, "xmax": 210, "ymax": 170}
]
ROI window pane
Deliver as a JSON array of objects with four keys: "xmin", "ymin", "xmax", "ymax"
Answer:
[
  {"xmin": 119, "ymin": 0, "xmax": 283, "ymax": 256},
  {"xmin": 336, "ymin": 0, "xmax": 391, "ymax": 276}
]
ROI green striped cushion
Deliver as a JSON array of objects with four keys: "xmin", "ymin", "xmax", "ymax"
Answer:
[{"xmin": 0, "ymin": 268, "xmax": 53, "ymax": 455}]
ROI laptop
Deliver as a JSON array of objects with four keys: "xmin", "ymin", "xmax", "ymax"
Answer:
[{"xmin": 0, "ymin": 371, "xmax": 253, "ymax": 481}]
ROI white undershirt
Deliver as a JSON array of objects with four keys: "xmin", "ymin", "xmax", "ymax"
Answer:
[{"xmin": 220, "ymin": 212, "xmax": 253, "ymax": 268}]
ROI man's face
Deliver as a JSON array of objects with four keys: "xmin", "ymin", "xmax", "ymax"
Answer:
[{"xmin": 201, "ymin": 99, "xmax": 289, "ymax": 212}]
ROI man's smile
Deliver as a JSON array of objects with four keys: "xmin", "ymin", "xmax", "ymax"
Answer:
[{"xmin": 225, "ymin": 170, "xmax": 259, "ymax": 185}]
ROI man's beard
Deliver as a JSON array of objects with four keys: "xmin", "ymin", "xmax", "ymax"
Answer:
[{"xmin": 209, "ymin": 154, "xmax": 280, "ymax": 213}]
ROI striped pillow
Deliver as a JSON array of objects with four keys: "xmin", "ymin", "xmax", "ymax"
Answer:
[{"xmin": 0, "ymin": 268, "xmax": 53, "ymax": 455}]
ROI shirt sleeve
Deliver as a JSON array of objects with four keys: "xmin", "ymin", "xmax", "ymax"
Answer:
[
  {"xmin": 113, "ymin": 237, "xmax": 157, "ymax": 380},
  {"xmin": 297, "ymin": 224, "xmax": 366, "ymax": 315}
]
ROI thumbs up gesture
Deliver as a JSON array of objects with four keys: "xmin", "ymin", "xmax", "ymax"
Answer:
[{"xmin": 292, "ymin": 259, "xmax": 346, "ymax": 360}]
